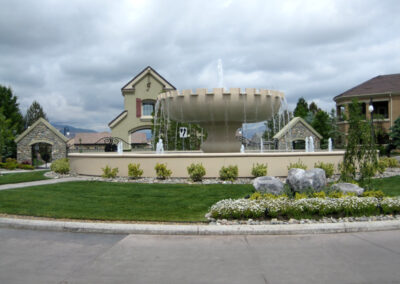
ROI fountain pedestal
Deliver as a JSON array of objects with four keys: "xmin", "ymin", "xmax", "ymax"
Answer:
[{"xmin": 199, "ymin": 122, "xmax": 242, "ymax": 152}]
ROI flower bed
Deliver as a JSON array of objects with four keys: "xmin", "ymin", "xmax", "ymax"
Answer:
[{"xmin": 209, "ymin": 196, "xmax": 400, "ymax": 220}]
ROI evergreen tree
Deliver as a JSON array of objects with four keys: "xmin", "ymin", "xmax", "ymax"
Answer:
[
  {"xmin": 389, "ymin": 116, "xmax": 400, "ymax": 148},
  {"xmin": 309, "ymin": 102, "xmax": 319, "ymax": 114},
  {"xmin": 0, "ymin": 85, "xmax": 24, "ymax": 159},
  {"xmin": 311, "ymin": 110, "xmax": 331, "ymax": 148},
  {"xmin": 25, "ymin": 101, "xmax": 48, "ymax": 127},
  {"xmin": 293, "ymin": 97, "xmax": 309, "ymax": 119},
  {"xmin": 0, "ymin": 109, "xmax": 16, "ymax": 161}
]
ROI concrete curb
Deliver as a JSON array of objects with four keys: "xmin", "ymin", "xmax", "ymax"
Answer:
[{"xmin": 1, "ymin": 217, "xmax": 399, "ymax": 235}]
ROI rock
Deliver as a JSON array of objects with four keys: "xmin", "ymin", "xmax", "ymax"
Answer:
[
  {"xmin": 286, "ymin": 168, "xmax": 326, "ymax": 192},
  {"xmin": 252, "ymin": 176, "xmax": 284, "ymax": 195},
  {"xmin": 331, "ymin": 183, "xmax": 364, "ymax": 196}
]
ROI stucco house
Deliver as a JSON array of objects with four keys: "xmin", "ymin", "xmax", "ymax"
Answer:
[
  {"xmin": 109, "ymin": 66, "xmax": 176, "ymax": 149},
  {"xmin": 334, "ymin": 73, "xmax": 400, "ymax": 144}
]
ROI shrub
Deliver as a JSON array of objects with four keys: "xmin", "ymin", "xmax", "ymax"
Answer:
[
  {"xmin": 101, "ymin": 165, "xmax": 118, "ymax": 178},
  {"xmin": 4, "ymin": 158, "xmax": 18, "ymax": 170},
  {"xmin": 377, "ymin": 159, "xmax": 388, "ymax": 174},
  {"xmin": 17, "ymin": 164, "xmax": 34, "ymax": 170},
  {"xmin": 287, "ymin": 159, "xmax": 307, "ymax": 171},
  {"xmin": 155, "ymin": 163, "xmax": 172, "ymax": 179},
  {"xmin": 187, "ymin": 163, "xmax": 206, "ymax": 182},
  {"xmin": 295, "ymin": 192, "xmax": 308, "ymax": 200},
  {"xmin": 0, "ymin": 162, "xmax": 5, "ymax": 168},
  {"xmin": 328, "ymin": 191, "xmax": 344, "ymax": 198},
  {"xmin": 380, "ymin": 157, "xmax": 398, "ymax": 168},
  {"xmin": 128, "ymin": 163, "xmax": 143, "ymax": 179},
  {"xmin": 362, "ymin": 190, "xmax": 385, "ymax": 199},
  {"xmin": 312, "ymin": 191, "xmax": 326, "ymax": 199},
  {"xmin": 251, "ymin": 163, "xmax": 267, "ymax": 177},
  {"xmin": 50, "ymin": 158, "xmax": 70, "ymax": 174},
  {"xmin": 219, "ymin": 165, "xmax": 238, "ymax": 181},
  {"xmin": 314, "ymin": 161, "xmax": 334, "ymax": 178}
]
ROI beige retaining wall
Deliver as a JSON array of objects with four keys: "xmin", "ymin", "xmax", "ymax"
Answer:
[{"xmin": 69, "ymin": 151, "xmax": 345, "ymax": 178}]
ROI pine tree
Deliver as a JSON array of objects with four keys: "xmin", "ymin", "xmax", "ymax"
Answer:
[
  {"xmin": 389, "ymin": 116, "xmax": 400, "ymax": 148},
  {"xmin": 0, "ymin": 85, "xmax": 24, "ymax": 159},
  {"xmin": 25, "ymin": 101, "xmax": 48, "ymax": 127},
  {"xmin": 293, "ymin": 97, "xmax": 309, "ymax": 119}
]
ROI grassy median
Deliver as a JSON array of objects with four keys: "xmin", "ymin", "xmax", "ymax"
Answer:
[
  {"xmin": 0, "ymin": 181, "xmax": 254, "ymax": 222},
  {"xmin": 0, "ymin": 171, "xmax": 49, "ymax": 185}
]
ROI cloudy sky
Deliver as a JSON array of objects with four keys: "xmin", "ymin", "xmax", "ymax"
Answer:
[{"xmin": 1, "ymin": 0, "xmax": 399, "ymax": 131}]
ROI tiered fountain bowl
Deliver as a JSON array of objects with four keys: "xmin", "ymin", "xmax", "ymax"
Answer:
[{"xmin": 157, "ymin": 88, "xmax": 284, "ymax": 153}]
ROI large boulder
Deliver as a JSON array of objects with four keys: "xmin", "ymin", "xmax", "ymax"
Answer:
[
  {"xmin": 331, "ymin": 183, "xmax": 364, "ymax": 196},
  {"xmin": 253, "ymin": 176, "xmax": 284, "ymax": 195},
  {"xmin": 286, "ymin": 168, "xmax": 326, "ymax": 192}
]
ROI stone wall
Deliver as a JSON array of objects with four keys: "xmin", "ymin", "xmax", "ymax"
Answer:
[
  {"xmin": 16, "ymin": 122, "xmax": 67, "ymax": 163},
  {"xmin": 277, "ymin": 121, "xmax": 320, "ymax": 150}
]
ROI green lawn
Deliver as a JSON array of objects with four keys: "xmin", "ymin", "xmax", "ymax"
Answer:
[
  {"xmin": 0, "ymin": 171, "xmax": 49, "ymax": 185},
  {"xmin": 371, "ymin": 176, "xmax": 400, "ymax": 196},
  {"xmin": 0, "ymin": 181, "xmax": 254, "ymax": 222}
]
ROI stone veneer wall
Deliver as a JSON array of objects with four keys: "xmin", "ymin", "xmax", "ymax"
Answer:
[
  {"xmin": 16, "ymin": 122, "xmax": 67, "ymax": 163},
  {"xmin": 277, "ymin": 121, "xmax": 320, "ymax": 150}
]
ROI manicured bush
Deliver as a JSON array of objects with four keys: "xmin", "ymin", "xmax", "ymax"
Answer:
[
  {"xmin": 314, "ymin": 161, "xmax": 334, "ymax": 178},
  {"xmin": 50, "ymin": 158, "xmax": 70, "ymax": 174},
  {"xmin": 251, "ymin": 163, "xmax": 267, "ymax": 177},
  {"xmin": 128, "ymin": 163, "xmax": 143, "ymax": 179},
  {"xmin": 219, "ymin": 165, "xmax": 238, "ymax": 181},
  {"xmin": 155, "ymin": 163, "xmax": 172, "ymax": 179},
  {"xmin": 312, "ymin": 191, "xmax": 326, "ymax": 199},
  {"xmin": 187, "ymin": 163, "xmax": 206, "ymax": 182},
  {"xmin": 287, "ymin": 159, "xmax": 307, "ymax": 170},
  {"xmin": 101, "ymin": 165, "xmax": 118, "ymax": 178}
]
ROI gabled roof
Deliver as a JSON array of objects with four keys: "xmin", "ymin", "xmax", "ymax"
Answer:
[
  {"xmin": 15, "ymin": 118, "xmax": 69, "ymax": 143},
  {"xmin": 273, "ymin": 117, "xmax": 322, "ymax": 140},
  {"xmin": 121, "ymin": 66, "xmax": 176, "ymax": 91},
  {"xmin": 108, "ymin": 110, "xmax": 127, "ymax": 128},
  {"xmin": 67, "ymin": 132, "xmax": 111, "ymax": 146},
  {"xmin": 334, "ymin": 73, "xmax": 400, "ymax": 101}
]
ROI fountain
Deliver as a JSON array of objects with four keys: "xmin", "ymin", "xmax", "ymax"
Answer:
[
  {"xmin": 309, "ymin": 136, "xmax": 315, "ymax": 152},
  {"xmin": 240, "ymin": 144, "xmax": 245, "ymax": 153},
  {"xmin": 157, "ymin": 88, "xmax": 284, "ymax": 152},
  {"xmin": 305, "ymin": 137, "xmax": 309, "ymax": 152},
  {"xmin": 328, "ymin": 138, "xmax": 332, "ymax": 152},
  {"xmin": 156, "ymin": 138, "xmax": 164, "ymax": 154}
]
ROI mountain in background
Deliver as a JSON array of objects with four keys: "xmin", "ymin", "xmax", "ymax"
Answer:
[{"xmin": 51, "ymin": 122, "xmax": 96, "ymax": 138}]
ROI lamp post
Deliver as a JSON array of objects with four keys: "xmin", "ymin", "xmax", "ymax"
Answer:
[{"xmin": 369, "ymin": 98, "xmax": 375, "ymax": 144}]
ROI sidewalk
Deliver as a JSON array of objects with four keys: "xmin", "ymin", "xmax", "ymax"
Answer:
[{"xmin": 0, "ymin": 177, "xmax": 85, "ymax": 191}]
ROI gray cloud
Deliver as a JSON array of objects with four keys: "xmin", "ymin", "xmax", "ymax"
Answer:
[{"xmin": 1, "ymin": 0, "xmax": 399, "ymax": 131}]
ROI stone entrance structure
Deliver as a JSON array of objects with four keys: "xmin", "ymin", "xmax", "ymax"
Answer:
[
  {"xmin": 15, "ymin": 118, "xmax": 68, "ymax": 164},
  {"xmin": 273, "ymin": 117, "xmax": 322, "ymax": 150}
]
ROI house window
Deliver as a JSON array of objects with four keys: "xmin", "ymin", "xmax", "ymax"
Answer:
[
  {"xmin": 337, "ymin": 105, "xmax": 346, "ymax": 121},
  {"xmin": 373, "ymin": 101, "xmax": 389, "ymax": 119},
  {"xmin": 142, "ymin": 101, "xmax": 155, "ymax": 116}
]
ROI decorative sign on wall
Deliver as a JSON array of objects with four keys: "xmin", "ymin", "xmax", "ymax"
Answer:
[{"xmin": 179, "ymin": 127, "xmax": 188, "ymax": 138}]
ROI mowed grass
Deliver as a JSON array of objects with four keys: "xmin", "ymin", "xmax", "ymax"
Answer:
[
  {"xmin": 0, "ymin": 181, "xmax": 254, "ymax": 222},
  {"xmin": 371, "ymin": 176, "xmax": 400, "ymax": 196},
  {"xmin": 0, "ymin": 171, "xmax": 49, "ymax": 185}
]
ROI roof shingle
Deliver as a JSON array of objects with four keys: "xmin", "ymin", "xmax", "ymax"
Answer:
[{"xmin": 334, "ymin": 73, "xmax": 400, "ymax": 101}]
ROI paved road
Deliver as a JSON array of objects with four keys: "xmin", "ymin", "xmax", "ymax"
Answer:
[{"xmin": 1, "ymin": 228, "xmax": 399, "ymax": 284}]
